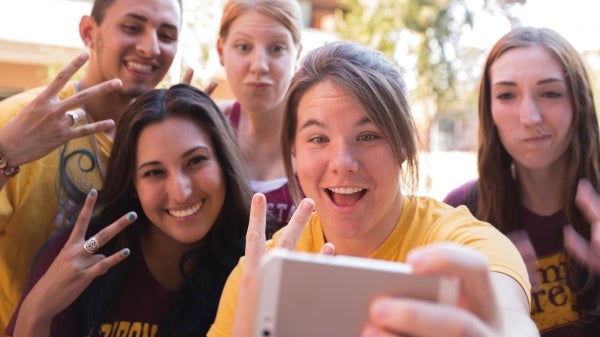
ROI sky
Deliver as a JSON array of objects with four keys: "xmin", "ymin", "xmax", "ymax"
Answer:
[{"xmin": 465, "ymin": 0, "xmax": 600, "ymax": 52}]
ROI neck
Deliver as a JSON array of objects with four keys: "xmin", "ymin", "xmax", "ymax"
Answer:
[
  {"xmin": 239, "ymin": 105, "xmax": 284, "ymax": 141},
  {"xmin": 141, "ymin": 227, "xmax": 197, "ymax": 291},
  {"xmin": 517, "ymin": 159, "xmax": 568, "ymax": 215}
]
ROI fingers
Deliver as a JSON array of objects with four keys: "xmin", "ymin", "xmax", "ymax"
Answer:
[
  {"xmin": 319, "ymin": 242, "xmax": 335, "ymax": 256},
  {"xmin": 406, "ymin": 244, "xmax": 498, "ymax": 327},
  {"xmin": 575, "ymin": 178, "xmax": 600, "ymax": 223},
  {"xmin": 88, "ymin": 248, "xmax": 131, "ymax": 277},
  {"xmin": 58, "ymin": 78, "xmax": 122, "ymax": 114},
  {"xmin": 245, "ymin": 193, "xmax": 268, "ymax": 271},
  {"xmin": 364, "ymin": 297, "xmax": 492, "ymax": 337},
  {"xmin": 203, "ymin": 80, "xmax": 218, "ymax": 96},
  {"xmin": 564, "ymin": 224, "xmax": 600, "ymax": 274},
  {"xmin": 182, "ymin": 68, "xmax": 194, "ymax": 85},
  {"xmin": 276, "ymin": 198, "xmax": 314, "ymax": 250},
  {"xmin": 69, "ymin": 119, "xmax": 116, "ymax": 139},
  {"xmin": 43, "ymin": 52, "xmax": 90, "ymax": 100},
  {"xmin": 86, "ymin": 211, "xmax": 137, "ymax": 254},
  {"xmin": 70, "ymin": 189, "xmax": 99, "ymax": 240}
]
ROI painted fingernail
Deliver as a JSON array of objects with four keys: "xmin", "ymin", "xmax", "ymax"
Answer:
[
  {"xmin": 127, "ymin": 212, "xmax": 136, "ymax": 221},
  {"xmin": 121, "ymin": 248, "xmax": 130, "ymax": 256},
  {"xmin": 88, "ymin": 189, "xmax": 96, "ymax": 197}
]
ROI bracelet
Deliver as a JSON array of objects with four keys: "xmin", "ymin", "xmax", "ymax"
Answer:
[{"xmin": 0, "ymin": 147, "xmax": 20, "ymax": 177}]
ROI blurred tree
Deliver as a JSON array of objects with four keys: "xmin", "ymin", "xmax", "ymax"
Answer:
[{"xmin": 334, "ymin": 0, "xmax": 526, "ymax": 150}]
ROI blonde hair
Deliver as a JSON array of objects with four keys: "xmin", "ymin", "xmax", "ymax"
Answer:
[{"xmin": 219, "ymin": 0, "xmax": 303, "ymax": 46}]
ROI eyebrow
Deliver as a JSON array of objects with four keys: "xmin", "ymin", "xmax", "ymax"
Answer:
[
  {"xmin": 137, "ymin": 146, "xmax": 210, "ymax": 171},
  {"xmin": 298, "ymin": 116, "xmax": 372, "ymax": 131},
  {"xmin": 493, "ymin": 77, "xmax": 565, "ymax": 86},
  {"xmin": 126, "ymin": 13, "xmax": 179, "ymax": 31}
]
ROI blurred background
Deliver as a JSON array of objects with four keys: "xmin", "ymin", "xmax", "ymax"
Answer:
[{"xmin": 1, "ymin": 0, "xmax": 598, "ymax": 199}]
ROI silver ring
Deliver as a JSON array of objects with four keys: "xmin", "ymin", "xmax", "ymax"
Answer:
[
  {"xmin": 83, "ymin": 237, "xmax": 99, "ymax": 254},
  {"xmin": 66, "ymin": 111, "xmax": 79, "ymax": 126}
]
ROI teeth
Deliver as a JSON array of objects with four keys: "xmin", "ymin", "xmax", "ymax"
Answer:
[
  {"xmin": 328, "ymin": 187, "xmax": 363, "ymax": 194},
  {"xmin": 127, "ymin": 61, "xmax": 152, "ymax": 72},
  {"xmin": 168, "ymin": 203, "xmax": 202, "ymax": 218}
]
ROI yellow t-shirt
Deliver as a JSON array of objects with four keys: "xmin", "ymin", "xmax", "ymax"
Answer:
[
  {"xmin": 0, "ymin": 84, "xmax": 111, "ymax": 336},
  {"xmin": 207, "ymin": 195, "xmax": 531, "ymax": 337}
]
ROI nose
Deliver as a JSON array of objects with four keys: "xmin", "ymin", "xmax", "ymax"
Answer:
[
  {"xmin": 249, "ymin": 49, "xmax": 269, "ymax": 78},
  {"xmin": 519, "ymin": 96, "xmax": 543, "ymax": 126},
  {"xmin": 136, "ymin": 31, "xmax": 160, "ymax": 57},
  {"xmin": 329, "ymin": 142, "xmax": 359, "ymax": 174},
  {"xmin": 167, "ymin": 171, "xmax": 192, "ymax": 204}
]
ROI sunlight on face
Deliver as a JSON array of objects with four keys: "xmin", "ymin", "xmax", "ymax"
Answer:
[
  {"xmin": 490, "ymin": 45, "xmax": 573, "ymax": 173},
  {"xmin": 293, "ymin": 80, "xmax": 403, "ymax": 249},
  {"xmin": 134, "ymin": 116, "xmax": 225, "ymax": 247}
]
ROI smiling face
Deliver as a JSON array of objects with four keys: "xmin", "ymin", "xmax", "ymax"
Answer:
[
  {"xmin": 293, "ymin": 80, "xmax": 403, "ymax": 247},
  {"xmin": 134, "ymin": 116, "xmax": 226, "ymax": 245},
  {"xmin": 217, "ymin": 10, "xmax": 299, "ymax": 114},
  {"xmin": 82, "ymin": 0, "xmax": 181, "ymax": 98},
  {"xmin": 490, "ymin": 45, "xmax": 573, "ymax": 173}
]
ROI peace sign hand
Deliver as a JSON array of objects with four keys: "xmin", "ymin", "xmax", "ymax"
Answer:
[
  {"xmin": 0, "ymin": 52, "xmax": 121, "ymax": 168},
  {"xmin": 565, "ymin": 178, "xmax": 600, "ymax": 275},
  {"xmin": 231, "ymin": 193, "xmax": 323, "ymax": 337},
  {"xmin": 12, "ymin": 189, "xmax": 135, "ymax": 337}
]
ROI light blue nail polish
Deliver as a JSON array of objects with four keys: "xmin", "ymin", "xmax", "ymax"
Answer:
[
  {"xmin": 122, "ymin": 248, "xmax": 130, "ymax": 256},
  {"xmin": 128, "ymin": 212, "xmax": 136, "ymax": 221},
  {"xmin": 88, "ymin": 189, "xmax": 96, "ymax": 197}
]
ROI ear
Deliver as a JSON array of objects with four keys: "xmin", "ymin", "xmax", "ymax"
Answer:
[
  {"xmin": 79, "ymin": 15, "xmax": 96, "ymax": 48},
  {"xmin": 216, "ymin": 38, "xmax": 225, "ymax": 66}
]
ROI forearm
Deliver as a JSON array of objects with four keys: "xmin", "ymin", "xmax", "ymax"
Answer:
[{"xmin": 12, "ymin": 295, "xmax": 53, "ymax": 337}]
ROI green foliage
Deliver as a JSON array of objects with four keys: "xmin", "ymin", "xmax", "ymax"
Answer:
[{"xmin": 337, "ymin": 0, "xmax": 474, "ymax": 108}]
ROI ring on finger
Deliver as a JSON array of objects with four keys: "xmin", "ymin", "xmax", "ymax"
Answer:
[
  {"xmin": 83, "ymin": 236, "xmax": 99, "ymax": 254},
  {"xmin": 66, "ymin": 111, "xmax": 79, "ymax": 126}
]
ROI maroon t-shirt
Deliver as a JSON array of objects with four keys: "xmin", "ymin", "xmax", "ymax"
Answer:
[
  {"xmin": 6, "ymin": 227, "xmax": 176, "ymax": 337},
  {"xmin": 445, "ymin": 179, "xmax": 597, "ymax": 337},
  {"xmin": 229, "ymin": 102, "xmax": 296, "ymax": 237}
]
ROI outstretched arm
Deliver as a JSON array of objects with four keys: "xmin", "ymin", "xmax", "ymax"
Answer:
[{"xmin": 362, "ymin": 244, "xmax": 539, "ymax": 337}]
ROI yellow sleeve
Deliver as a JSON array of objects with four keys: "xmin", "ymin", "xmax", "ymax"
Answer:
[{"xmin": 208, "ymin": 258, "xmax": 245, "ymax": 337}]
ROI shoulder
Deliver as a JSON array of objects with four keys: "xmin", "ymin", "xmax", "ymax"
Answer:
[
  {"xmin": 443, "ymin": 179, "xmax": 478, "ymax": 207},
  {"xmin": 216, "ymin": 100, "xmax": 236, "ymax": 117}
]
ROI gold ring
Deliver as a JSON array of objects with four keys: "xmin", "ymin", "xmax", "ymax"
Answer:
[
  {"xmin": 66, "ymin": 111, "xmax": 79, "ymax": 126},
  {"xmin": 83, "ymin": 236, "xmax": 99, "ymax": 254}
]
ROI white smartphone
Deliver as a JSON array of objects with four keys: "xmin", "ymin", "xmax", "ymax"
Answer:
[{"xmin": 254, "ymin": 248, "xmax": 459, "ymax": 337}]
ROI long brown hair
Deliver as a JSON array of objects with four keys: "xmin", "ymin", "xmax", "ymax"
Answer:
[
  {"xmin": 84, "ymin": 84, "xmax": 252, "ymax": 336},
  {"xmin": 477, "ymin": 27, "xmax": 600, "ymax": 327}
]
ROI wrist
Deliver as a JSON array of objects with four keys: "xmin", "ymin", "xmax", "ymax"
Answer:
[{"xmin": 0, "ymin": 143, "xmax": 20, "ymax": 177}]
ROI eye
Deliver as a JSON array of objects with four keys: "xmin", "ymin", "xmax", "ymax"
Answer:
[
  {"xmin": 122, "ymin": 24, "xmax": 141, "ymax": 34},
  {"xmin": 235, "ymin": 43, "xmax": 251, "ymax": 52},
  {"xmin": 270, "ymin": 44, "xmax": 287, "ymax": 54},
  {"xmin": 309, "ymin": 136, "xmax": 328, "ymax": 144},
  {"xmin": 159, "ymin": 30, "xmax": 178, "ymax": 42},
  {"xmin": 189, "ymin": 155, "xmax": 208, "ymax": 166},
  {"xmin": 495, "ymin": 92, "xmax": 514, "ymax": 100},
  {"xmin": 542, "ymin": 91, "xmax": 563, "ymax": 98},
  {"xmin": 142, "ymin": 169, "xmax": 164, "ymax": 178},
  {"xmin": 357, "ymin": 133, "xmax": 379, "ymax": 142}
]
